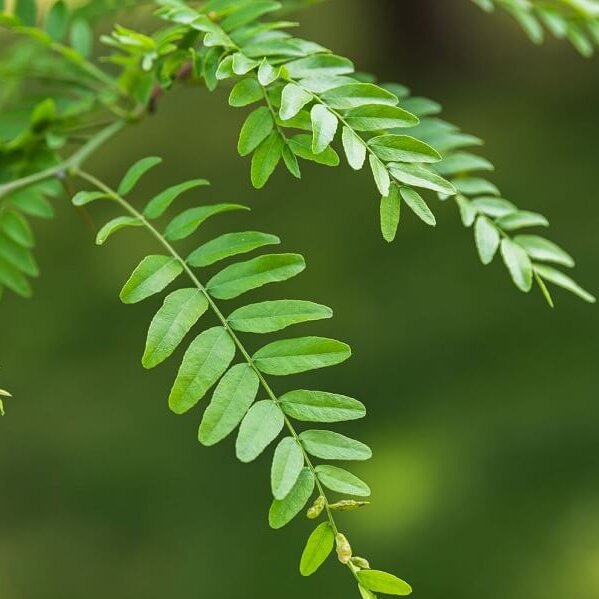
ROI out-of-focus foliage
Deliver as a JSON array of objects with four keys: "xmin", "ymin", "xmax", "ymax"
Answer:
[
  {"xmin": 472, "ymin": 0, "xmax": 599, "ymax": 55},
  {"xmin": 0, "ymin": 1, "xmax": 597, "ymax": 597}
]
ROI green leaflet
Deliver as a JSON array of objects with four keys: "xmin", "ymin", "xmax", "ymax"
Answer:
[
  {"xmin": 280, "ymin": 82, "xmax": 313, "ymax": 121},
  {"xmin": 280, "ymin": 390, "xmax": 365, "ymax": 423},
  {"xmin": 0, "ymin": 212, "xmax": 34, "ymax": 248},
  {"xmin": 299, "ymin": 430, "xmax": 372, "ymax": 461},
  {"xmin": 228, "ymin": 300, "xmax": 332, "ymax": 334},
  {"xmin": 251, "ymin": 131, "xmax": 284, "ymax": 188},
  {"xmin": 399, "ymin": 186, "xmax": 436, "ymax": 227},
  {"xmin": 0, "ymin": 258, "xmax": 32, "ymax": 298},
  {"xmin": 238, "ymin": 107, "xmax": 274, "ymax": 156},
  {"xmin": 72, "ymin": 191, "xmax": 109, "ymax": 207},
  {"xmin": 342, "ymin": 126, "xmax": 367, "ymax": 171},
  {"xmin": 315, "ymin": 465, "xmax": 371, "ymax": 497},
  {"xmin": 199, "ymin": 363, "xmax": 260, "ymax": 446},
  {"xmin": 285, "ymin": 54, "xmax": 354, "ymax": 78},
  {"xmin": 401, "ymin": 95, "xmax": 441, "ymax": 117},
  {"xmin": 168, "ymin": 326, "xmax": 236, "ymax": 414},
  {"xmin": 229, "ymin": 78, "xmax": 263, "ymax": 107},
  {"xmin": 143, "ymin": 179, "xmax": 210, "ymax": 220},
  {"xmin": 501, "ymin": 238, "xmax": 533, "ymax": 292},
  {"xmin": 357, "ymin": 570, "xmax": 413, "ymax": 596},
  {"xmin": 369, "ymin": 154, "xmax": 390, "ymax": 196},
  {"xmin": 534, "ymin": 264, "xmax": 596, "ymax": 303},
  {"xmin": 120, "ymin": 256, "xmax": 183, "ymax": 304},
  {"xmin": 389, "ymin": 163, "xmax": 455, "ymax": 196},
  {"xmin": 70, "ymin": 17, "xmax": 92, "ymax": 57},
  {"xmin": 282, "ymin": 145, "xmax": 302, "ymax": 178},
  {"xmin": 474, "ymin": 215, "xmax": 500, "ymax": 265},
  {"xmin": 299, "ymin": 522, "xmax": 335, "ymax": 577},
  {"xmin": 320, "ymin": 83, "xmax": 398, "ymax": 109},
  {"xmin": 300, "ymin": 76, "xmax": 357, "ymax": 94},
  {"xmin": 96, "ymin": 216, "xmax": 142, "ymax": 245},
  {"xmin": 271, "ymin": 436, "xmax": 305, "ymax": 500},
  {"xmin": 311, "ymin": 104, "xmax": 338, "ymax": 154},
  {"xmin": 45, "ymin": 0, "xmax": 68, "ymax": 41},
  {"xmin": 187, "ymin": 231, "xmax": 280, "ymax": 268},
  {"xmin": 118, "ymin": 157, "xmax": 162, "ymax": 196},
  {"xmin": 236, "ymin": 400, "xmax": 285, "ymax": 463},
  {"xmin": 288, "ymin": 134, "xmax": 340, "ymax": 166},
  {"xmin": 344, "ymin": 104, "xmax": 419, "ymax": 131},
  {"xmin": 380, "ymin": 184, "xmax": 401, "ymax": 242},
  {"xmin": 10, "ymin": 190, "xmax": 54, "ymax": 219},
  {"xmin": 269, "ymin": 467, "xmax": 315, "ymax": 529},
  {"xmin": 471, "ymin": 197, "xmax": 516, "ymax": 218},
  {"xmin": 435, "ymin": 152, "xmax": 494, "ymax": 176},
  {"xmin": 142, "ymin": 288, "xmax": 208, "ymax": 369},
  {"xmin": 0, "ymin": 238, "xmax": 38, "ymax": 277},
  {"xmin": 15, "ymin": 0, "xmax": 36, "ymax": 26},
  {"xmin": 164, "ymin": 204, "xmax": 249, "ymax": 241},
  {"xmin": 257, "ymin": 58, "xmax": 280, "ymax": 86},
  {"xmin": 231, "ymin": 52, "xmax": 259, "ymax": 76},
  {"xmin": 514, "ymin": 235, "xmax": 574, "ymax": 268},
  {"xmin": 220, "ymin": 2, "xmax": 281, "ymax": 31},
  {"xmin": 358, "ymin": 584, "xmax": 377, "ymax": 599},
  {"xmin": 496, "ymin": 210, "xmax": 549, "ymax": 231},
  {"xmin": 453, "ymin": 177, "xmax": 499, "ymax": 196},
  {"xmin": 206, "ymin": 253, "xmax": 305, "ymax": 300},
  {"xmin": 253, "ymin": 336, "xmax": 351, "ymax": 376},
  {"xmin": 455, "ymin": 195, "xmax": 477, "ymax": 227},
  {"xmin": 368, "ymin": 135, "xmax": 441, "ymax": 164}
]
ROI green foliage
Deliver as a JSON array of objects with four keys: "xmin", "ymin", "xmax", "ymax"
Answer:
[
  {"xmin": 300, "ymin": 521, "xmax": 335, "ymax": 576},
  {"xmin": 0, "ymin": 0, "xmax": 597, "ymax": 595},
  {"xmin": 472, "ymin": 0, "xmax": 599, "ymax": 55},
  {"xmin": 147, "ymin": 0, "xmax": 592, "ymax": 304},
  {"xmin": 70, "ymin": 159, "xmax": 397, "ymax": 595}
]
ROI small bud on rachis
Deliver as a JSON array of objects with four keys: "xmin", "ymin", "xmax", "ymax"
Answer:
[
  {"xmin": 306, "ymin": 495, "xmax": 326, "ymax": 519},
  {"xmin": 351, "ymin": 556, "xmax": 370, "ymax": 570},
  {"xmin": 329, "ymin": 500, "xmax": 370, "ymax": 512},
  {"xmin": 335, "ymin": 533, "xmax": 352, "ymax": 564}
]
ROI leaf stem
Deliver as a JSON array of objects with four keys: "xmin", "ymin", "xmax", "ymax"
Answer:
[{"xmin": 73, "ymin": 168, "xmax": 343, "ymax": 539}]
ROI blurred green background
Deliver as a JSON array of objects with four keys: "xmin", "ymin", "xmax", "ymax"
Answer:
[{"xmin": 1, "ymin": 1, "xmax": 599, "ymax": 598}]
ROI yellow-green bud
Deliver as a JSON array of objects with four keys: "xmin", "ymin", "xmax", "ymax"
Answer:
[
  {"xmin": 329, "ymin": 500, "xmax": 370, "ymax": 512},
  {"xmin": 351, "ymin": 556, "xmax": 370, "ymax": 570},
  {"xmin": 335, "ymin": 533, "xmax": 352, "ymax": 564},
  {"xmin": 306, "ymin": 495, "xmax": 325, "ymax": 519}
]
